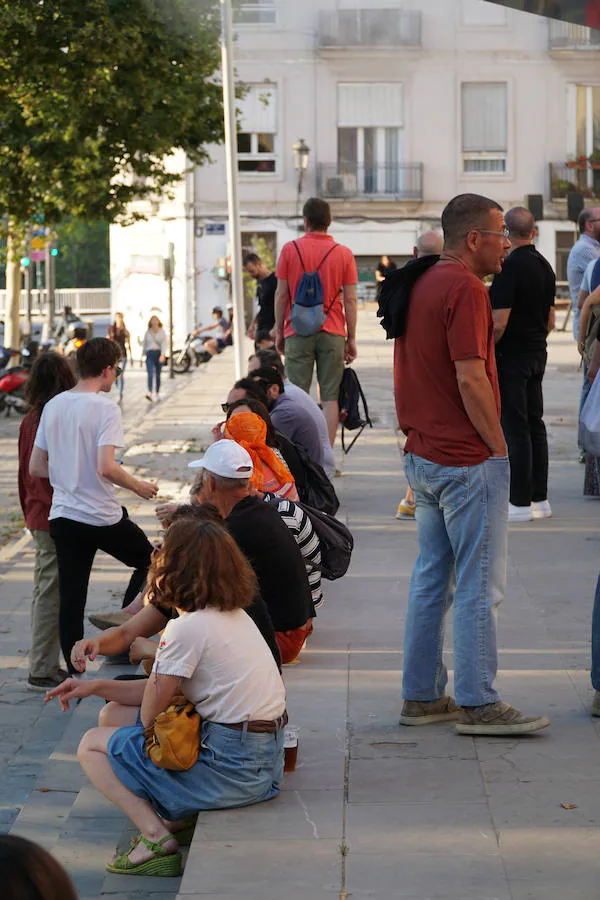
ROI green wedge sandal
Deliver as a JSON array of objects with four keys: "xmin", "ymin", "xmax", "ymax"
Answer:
[{"xmin": 105, "ymin": 833, "xmax": 182, "ymax": 877}]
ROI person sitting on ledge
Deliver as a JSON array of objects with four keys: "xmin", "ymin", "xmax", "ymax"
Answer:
[{"xmin": 47, "ymin": 516, "xmax": 286, "ymax": 878}]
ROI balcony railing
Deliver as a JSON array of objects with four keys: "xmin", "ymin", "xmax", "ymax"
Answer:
[
  {"xmin": 0, "ymin": 288, "xmax": 112, "ymax": 318},
  {"xmin": 549, "ymin": 20, "xmax": 600, "ymax": 49},
  {"xmin": 318, "ymin": 164, "xmax": 423, "ymax": 202},
  {"xmin": 550, "ymin": 162, "xmax": 600, "ymax": 200},
  {"xmin": 318, "ymin": 9, "xmax": 421, "ymax": 49},
  {"xmin": 233, "ymin": 0, "xmax": 276, "ymax": 26}
]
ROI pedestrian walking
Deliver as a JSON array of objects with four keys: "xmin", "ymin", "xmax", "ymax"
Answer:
[
  {"xmin": 108, "ymin": 312, "xmax": 132, "ymax": 402},
  {"xmin": 28, "ymin": 338, "xmax": 158, "ymax": 670},
  {"xmin": 18, "ymin": 352, "xmax": 76, "ymax": 690},
  {"xmin": 243, "ymin": 252, "xmax": 277, "ymax": 345},
  {"xmin": 274, "ymin": 197, "xmax": 358, "ymax": 447},
  {"xmin": 490, "ymin": 207, "xmax": 556, "ymax": 522},
  {"xmin": 395, "ymin": 193, "xmax": 549, "ymax": 735},
  {"xmin": 567, "ymin": 208, "xmax": 600, "ymax": 461},
  {"xmin": 375, "ymin": 255, "xmax": 397, "ymax": 284},
  {"xmin": 142, "ymin": 315, "xmax": 167, "ymax": 402}
]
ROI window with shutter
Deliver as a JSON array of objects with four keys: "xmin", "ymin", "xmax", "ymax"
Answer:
[
  {"xmin": 336, "ymin": 84, "xmax": 404, "ymax": 195},
  {"xmin": 237, "ymin": 85, "xmax": 278, "ymax": 174},
  {"xmin": 461, "ymin": 82, "xmax": 508, "ymax": 173}
]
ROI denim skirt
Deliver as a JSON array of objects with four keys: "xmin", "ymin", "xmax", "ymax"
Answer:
[{"xmin": 107, "ymin": 719, "xmax": 285, "ymax": 821}]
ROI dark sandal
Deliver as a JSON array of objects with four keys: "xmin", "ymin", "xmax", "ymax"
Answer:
[
  {"xmin": 172, "ymin": 819, "xmax": 197, "ymax": 847},
  {"xmin": 105, "ymin": 833, "xmax": 182, "ymax": 877}
]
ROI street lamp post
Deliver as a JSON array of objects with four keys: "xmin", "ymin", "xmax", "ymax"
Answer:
[
  {"xmin": 220, "ymin": 0, "xmax": 246, "ymax": 381},
  {"xmin": 292, "ymin": 139, "xmax": 310, "ymax": 233}
]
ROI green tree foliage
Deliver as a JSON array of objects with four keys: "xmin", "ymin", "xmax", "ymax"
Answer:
[
  {"xmin": 0, "ymin": 0, "xmax": 223, "ymax": 224},
  {"xmin": 0, "ymin": 0, "xmax": 224, "ymax": 346},
  {"xmin": 55, "ymin": 220, "xmax": 110, "ymax": 288}
]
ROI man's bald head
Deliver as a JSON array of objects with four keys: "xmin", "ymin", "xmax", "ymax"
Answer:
[
  {"xmin": 414, "ymin": 230, "xmax": 444, "ymax": 258},
  {"xmin": 505, "ymin": 207, "xmax": 535, "ymax": 241}
]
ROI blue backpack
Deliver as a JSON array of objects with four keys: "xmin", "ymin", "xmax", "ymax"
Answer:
[{"xmin": 290, "ymin": 241, "xmax": 339, "ymax": 336}]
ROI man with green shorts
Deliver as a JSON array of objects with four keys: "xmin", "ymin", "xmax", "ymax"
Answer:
[{"xmin": 275, "ymin": 198, "xmax": 358, "ymax": 446}]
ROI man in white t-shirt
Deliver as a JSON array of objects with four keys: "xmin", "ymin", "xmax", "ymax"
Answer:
[{"xmin": 30, "ymin": 338, "xmax": 158, "ymax": 672}]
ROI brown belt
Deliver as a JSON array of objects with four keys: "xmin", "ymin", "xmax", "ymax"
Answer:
[{"xmin": 219, "ymin": 710, "xmax": 288, "ymax": 734}]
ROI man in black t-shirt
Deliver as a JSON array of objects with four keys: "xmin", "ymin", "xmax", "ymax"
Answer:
[
  {"xmin": 490, "ymin": 207, "xmax": 556, "ymax": 522},
  {"xmin": 243, "ymin": 253, "xmax": 277, "ymax": 346},
  {"xmin": 189, "ymin": 440, "xmax": 314, "ymax": 664}
]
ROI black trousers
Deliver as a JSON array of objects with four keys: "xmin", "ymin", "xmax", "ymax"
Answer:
[
  {"xmin": 497, "ymin": 350, "xmax": 548, "ymax": 507},
  {"xmin": 49, "ymin": 510, "xmax": 153, "ymax": 673}
]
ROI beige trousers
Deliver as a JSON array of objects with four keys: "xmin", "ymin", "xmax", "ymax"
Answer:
[{"xmin": 29, "ymin": 530, "xmax": 61, "ymax": 678}]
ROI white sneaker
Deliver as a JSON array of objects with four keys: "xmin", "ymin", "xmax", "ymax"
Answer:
[
  {"xmin": 508, "ymin": 502, "xmax": 533, "ymax": 523},
  {"xmin": 531, "ymin": 500, "xmax": 552, "ymax": 519}
]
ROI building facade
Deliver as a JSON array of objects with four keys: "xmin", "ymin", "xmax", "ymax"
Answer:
[{"xmin": 111, "ymin": 0, "xmax": 600, "ymax": 332}]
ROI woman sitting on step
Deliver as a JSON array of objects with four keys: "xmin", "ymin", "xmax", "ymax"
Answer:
[{"xmin": 46, "ymin": 516, "xmax": 287, "ymax": 878}]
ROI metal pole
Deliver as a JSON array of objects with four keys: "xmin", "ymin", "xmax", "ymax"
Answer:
[
  {"xmin": 24, "ymin": 227, "xmax": 32, "ymax": 339},
  {"xmin": 44, "ymin": 242, "xmax": 55, "ymax": 338},
  {"xmin": 220, "ymin": 0, "xmax": 246, "ymax": 381},
  {"xmin": 24, "ymin": 266, "xmax": 32, "ymax": 340}
]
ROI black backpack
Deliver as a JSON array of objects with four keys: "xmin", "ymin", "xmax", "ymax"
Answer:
[
  {"xmin": 299, "ymin": 503, "xmax": 353, "ymax": 580},
  {"xmin": 338, "ymin": 367, "xmax": 372, "ymax": 454},
  {"xmin": 294, "ymin": 442, "xmax": 340, "ymax": 516}
]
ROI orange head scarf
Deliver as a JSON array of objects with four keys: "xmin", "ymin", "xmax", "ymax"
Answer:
[{"xmin": 224, "ymin": 411, "xmax": 294, "ymax": 492}]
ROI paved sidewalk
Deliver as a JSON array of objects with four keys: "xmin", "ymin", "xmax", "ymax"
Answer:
[{"xmin": 1, "ymin": 311, "xmax": 600, "ymax": 899}]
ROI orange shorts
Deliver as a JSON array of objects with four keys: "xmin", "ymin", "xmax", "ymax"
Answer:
[{"xmin": 276, "ymin": 620, "xmax": 314, "ymax": 664}]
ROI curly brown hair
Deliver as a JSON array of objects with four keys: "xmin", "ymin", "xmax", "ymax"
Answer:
[{"xmin": 146, "ymin": 517, "xmax": 256, "ymax": 614}]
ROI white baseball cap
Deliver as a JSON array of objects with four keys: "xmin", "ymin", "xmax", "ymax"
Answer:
[{"xmin": 188, "ymin": 439, "xmax": 253, "ymax": 479}]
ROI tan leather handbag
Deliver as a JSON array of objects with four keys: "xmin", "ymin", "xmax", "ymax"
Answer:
[{"xmin": 144, "ymin": 695, "xmax": 201, "ymax": 771}]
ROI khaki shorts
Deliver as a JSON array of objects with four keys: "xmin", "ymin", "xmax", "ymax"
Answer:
[{"xmin": 284, "ymin": 332, "xmax": 345, "ymax": 401}]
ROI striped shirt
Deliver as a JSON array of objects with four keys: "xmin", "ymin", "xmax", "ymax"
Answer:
[{"xmin": 264, "ymin": 496, "xmax": 323, "ymax": 609}]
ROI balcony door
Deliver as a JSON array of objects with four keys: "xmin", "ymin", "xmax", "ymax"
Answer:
[
  {"xmin": 567, "ymin": 84, "xmax": 600, "ymax": 193},
  {"xmin": 338, "ymin": 126, "xmax": 403, "ymax": 195},
  {"xmin": 337, "ymin": 83, "xmax": 404, "ymax": 196}
]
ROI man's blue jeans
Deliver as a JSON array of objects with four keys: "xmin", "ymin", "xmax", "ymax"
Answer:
[
  {"xmin": 591, "ymin": 573, "xmax": 600, "ymax": 691},
  {"xmin": 402, "ymin": 452, "xmax": 509, "ymax": 707}
]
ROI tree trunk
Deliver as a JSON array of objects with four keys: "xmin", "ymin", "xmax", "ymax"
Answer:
[{"xmin": 4, "ymin": 221, "xmax": 22, "ymax": 357}]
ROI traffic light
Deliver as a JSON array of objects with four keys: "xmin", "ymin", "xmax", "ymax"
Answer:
[
  {"xmin": 50, "ymin": 247, "xmax": 59, "ymax": 257},
  {"xmin": 20, "ymin": 256, "xmax": 31, "ymax": 267}
]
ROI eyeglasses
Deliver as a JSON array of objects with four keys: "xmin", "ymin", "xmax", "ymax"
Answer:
[
  {"xmin": 115, "ymin": 366, "xmax": 123, "ymax": 378},
  {"xmin": 471, "ymin": 228, "xmax": 510, "ymax": 239},
  {"xmin": 221, "ymin": 402, "xmax": 230, "ymax": 414}
]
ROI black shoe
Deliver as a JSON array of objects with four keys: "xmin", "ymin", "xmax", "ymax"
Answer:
[
  {"xmin": 105, "ymin": 652, "xmax": 133, "ymax": 666},
  {"xmin": 27, "ymin": 671, "xmax": 68, "ymax": 692}
]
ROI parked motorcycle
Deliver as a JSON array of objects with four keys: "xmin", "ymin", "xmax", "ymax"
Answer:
[
  {"xmin": 0, "ymin": 346, "xmax": 34, "ymax": 416},
  {"xmin": 171, "ymin": 334, "xmax": 212, "ymax": 374}
]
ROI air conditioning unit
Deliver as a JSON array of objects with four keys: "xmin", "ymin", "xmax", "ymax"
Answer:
[
  {"xmin": 326, "ymin": 177, "xmax": 345, "ymax": 196},
  {"xmin": 326, "ymin": 174, "xmax": 357, "ymax": 196}
]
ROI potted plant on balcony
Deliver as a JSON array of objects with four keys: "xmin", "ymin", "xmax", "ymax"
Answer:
[
  {"xmin": 589, "ymin": 151, "xmax": 600, "ymax": 170},
  {"xmin": 566, "ymin": 155, "xmax": 588, "ymax": 170},
  {"xmin": 552, "ymin": 178, "xmax": 577, "ymax": 199}
]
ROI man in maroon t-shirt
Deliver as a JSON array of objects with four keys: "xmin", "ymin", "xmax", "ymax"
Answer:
[{"xmin": 395, "ymin": 193, "xmax": 549, "ymax": 737}]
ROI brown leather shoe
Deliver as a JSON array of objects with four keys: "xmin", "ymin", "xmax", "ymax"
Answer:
[
  {"xmin": 455, "ymin": 701, "xmax": 550, "ymax": 736},
  {"xmin": 399, "ymin": 696, "xmax": 459, "ymax": 726}
]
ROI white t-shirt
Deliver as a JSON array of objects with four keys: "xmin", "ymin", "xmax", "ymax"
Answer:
[
  {"xmin": 35, "ymin": 391, "xmax": 125, "ymax": 526},
  {"xmin": 152, "ymin": 607, "xmax": 286, "ymax": 724}
]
